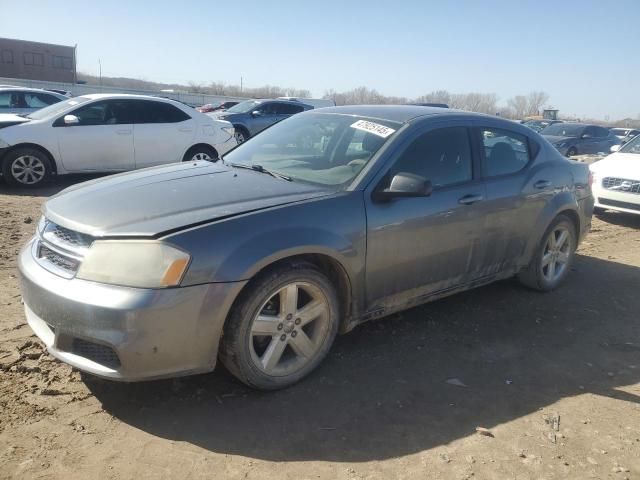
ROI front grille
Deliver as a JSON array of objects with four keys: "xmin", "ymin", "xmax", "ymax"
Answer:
[
  {"xmin": 50, "ymin": 224, "xmax": 93, "ymax": 248},
  {"xmin": 602, "ymin": 177, "xmax": 640, "ymax": 195},
  {"xmin": 71, "ymin": 338, "xmax": 120, "ymax": 369},
  {"xmin": 38, "ymin": 244, "xmax": 80, "ymax": 272},
  {"xmin": 598, "ymin": 198, "xmax": 640, "ymax": 212}
]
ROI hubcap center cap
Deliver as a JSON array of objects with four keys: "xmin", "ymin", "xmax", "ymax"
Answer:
[{"xmin": 283, "ymin": 320, "xmax": 295, "ymax": 333}]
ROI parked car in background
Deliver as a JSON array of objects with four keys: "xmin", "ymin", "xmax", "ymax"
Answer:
[
  {"xmin": 196, "ymin": 101, "xmax": 240, "ymax": 113},
  {"xmin": 276, "ymin": 97, "xmax": 336, "ymax": 109},
  {"xmin": 523, "ymin": 119, "xmax": 563, "ymax": 132},
  {"xmin": 0, "ymin": 94, "xmax": 236, "ymax": 187},
  {"xmin": 590, "ymin": 135, "xmax": 640, "ymax": 215},
  {"xmin": 18, "ymin": 106, "xmax": 593, "ymax": 390},
  {"xmin": 541, "ymin": 123, "xmax": 620, "ymax": 156},
  {"xmin": 610, "ymin": 127, "xmax": 640, "ymax": 144},
  {"xmin": 0, "ymin": 87, "xmax": 68, "ymax": 115},
  {"xmin": 209, "ymin": 99, "xmax": 313, "ymax": 144}
]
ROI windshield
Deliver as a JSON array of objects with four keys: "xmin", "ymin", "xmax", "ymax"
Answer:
[
  {"xmin": 223, "ymin": 113, "xmax": 401, "ymax": 188},
  {"xmin": 541, "ymin": 123, "xmax": 584, "ymax": 137},
  {"xmin": 26, "ymin": 96, "xmax": 93, "ymax": 120},
  {"xmin": 225, "ymin": 100, "xmax": 260, "ymax": 114},
  {"xmin": 620, "ymin": 134, "xmax": 640, "ymax": 154}
]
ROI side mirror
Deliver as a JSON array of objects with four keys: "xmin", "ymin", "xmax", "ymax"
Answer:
[
  {"xmin": 610, "ymin": 144, "xmax": 621, "ymax": 153},
  {"xmin": 581, "ymin": 133, "xmax": 592, "ymax": 139},
  {"xmin": 251, "ymin": 110, "xmax": 263, "ymax": 117},
  {"xmin": 63, "ymin": 114, "xmax": 79, "ymax": 125},
  {"xmin": 373, "ymin": 172, "xmax": 432, "ymax": 202}
]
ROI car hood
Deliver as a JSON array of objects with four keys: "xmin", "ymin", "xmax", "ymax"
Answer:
[
  {"xmin": 0, "ymin": 113, "xmax": 30, "ymax": 129},
  {"xmin": 543, "ymin": 135, "xmax": 574, "ymax": 144},
  {"xmin": 43, "ymin": 161, "xmax": 332, "ymax": 237},
  {"xmin": 590, "ymin": 153, "xmax": 640, "ymax": 179}
]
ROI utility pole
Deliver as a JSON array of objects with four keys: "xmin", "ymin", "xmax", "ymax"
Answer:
[
  {"xmin": 98, "ymin": 59, "xmax": 102, "ymax": 90},
  {"xmin": 240, "ymin": 76, "xmax": 243, "ymax": 93}
]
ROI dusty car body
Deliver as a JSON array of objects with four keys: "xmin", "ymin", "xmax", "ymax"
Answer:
[{"xmin": 19, "ymin": 106, "xmax": 593, "ymax": 390}]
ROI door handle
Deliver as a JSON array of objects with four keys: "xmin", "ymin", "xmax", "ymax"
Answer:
[
  {"xmin": 534, "ymin": 180, "xmax": 552, "ymax": 189},
  {"xmin": 458, "ymin": 194, "xmax": 484, "ymax": 205},
  {"xmin": 116, "ymin": 129, "xmax": 132, "ymax": 135}
]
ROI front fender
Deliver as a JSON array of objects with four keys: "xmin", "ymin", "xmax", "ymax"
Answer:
[{"xmin": 165, "ymin": 192, "xmax": 367, "ymax": 289}]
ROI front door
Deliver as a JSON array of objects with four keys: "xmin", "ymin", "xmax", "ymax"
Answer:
[
  {"xmin": 56, "ymin": 100, "xmax": 135, "ymax": 172},
  {"xmin": 365, "ymin": 124, "xmax": 487, "ymax": 312}
]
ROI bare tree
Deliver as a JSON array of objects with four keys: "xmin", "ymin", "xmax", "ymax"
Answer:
[
  {"xmin": 508, "ymin": 95, "xmax": 529, "ymax": 119},
  {"xmin": 526, "ymin": 91, "xmax": 550, "ymax": 116}
]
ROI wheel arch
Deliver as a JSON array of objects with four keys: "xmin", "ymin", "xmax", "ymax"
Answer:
[
  {"xmin": 226, "ymin": 252, "xmax": 354, "ymax": 334},
  {"xmin": 182, "ymin": 143, "xmax": 219, "ymax": 162},
  {"xmin": 2, "ymin": 143, "xmax": 58, "ymax": 174}
]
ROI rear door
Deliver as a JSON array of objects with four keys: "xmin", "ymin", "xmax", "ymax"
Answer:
[
  {"xmin": 132, "ymin": 100, "xmax": 196, "ymax": 168},
  {"xmin": 365, "ymin": 123, "xmax": 487, "ymax": 311},
  {"xmin": 477, "ymin": 125, "xmax": 550, "ymax": 271},
  {"xmin": 56, "ymin": 99, "xmax": 135, "ymax": 172},
  {"xmin": 581, "ymin": 126, "xmax": 601, "ymax": 154}
]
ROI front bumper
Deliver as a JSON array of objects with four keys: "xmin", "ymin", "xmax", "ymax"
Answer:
[
  {"xmin": 593, "ymin": 184, "xmax": 640, "ymax": 216},
  {"xmin": 18, "ymin": 238, "xmax": 246, "ymax": 381}
]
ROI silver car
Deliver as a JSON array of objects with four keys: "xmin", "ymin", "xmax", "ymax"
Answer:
[
  {"xmin": 0, "ymin": 87, "xmax": 68, "ymax": 115},
  {"xmin": 19, "ymin": 106, "xmax": 594, "ymax": 390}
]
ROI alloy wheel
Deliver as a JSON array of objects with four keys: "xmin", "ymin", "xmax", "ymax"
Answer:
[
  {"xmin": 191, "ymin": 152, "xmax": 212, "ymax": 161},
  {"xmin": 235, "ymin": 131, "xmax": 246, "ymax": 144},
  {"xmin": 11, "ymin": 155, "xmax": 46, "ymax": 185},
  {"xmin": 541, "ymin": 225, "xmax": 572, "ymax": 282},
  {"xmin": 249, "ymin": 282, "xmax": 331, "ymax": 377}
]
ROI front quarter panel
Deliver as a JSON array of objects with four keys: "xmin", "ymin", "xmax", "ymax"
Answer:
[{"xmin": 164, "ymin": 191, "xmax": 367, "ymax": 307}]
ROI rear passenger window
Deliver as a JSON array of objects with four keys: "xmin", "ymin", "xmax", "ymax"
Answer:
[
  {"xmin": 391, "ymin": 127, "xmax": 473, "ymax": 188},
  {"xmin": 481, "ymin": 128, "xmax": 530, "ymax": 177},
  {"xmin": 276, "ymin": 103, "xmax": 305, "ymax": 115},
  {"xmin": 134, "ymin": 101, "xmax": 190, "ymax": 123}
]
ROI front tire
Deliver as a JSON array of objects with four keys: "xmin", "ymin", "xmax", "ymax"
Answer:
[
  {"xmin": 2, "ymin": 147, "xmax": 52, "ymax": 187},
  {"xmin": 234, "ymin": 128, "xmax": 249, "ymax": 145},
  {"xmin": 566, "ymin": 147, "xmax": 578, "ymax": 157},
  {"xmin": 517, "ymin": 214, "xmax": 577, "ymax": 291},
  {"xmin": 219, "ymin": 263, "xmax": 339, "ymax": 390}
]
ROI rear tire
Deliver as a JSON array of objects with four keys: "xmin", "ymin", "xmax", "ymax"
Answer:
[
  {"xmin": 517, "ymin": 214, "xmax": 577, "ymax": 291},
  {"xmin": 182, "ymin": 145, "xmax": 217, "ymax": 162},
  {"xmin": 219, "ymin": 262, "xmax": 339, "ymax": 390},
  {"xmin": 2, "ymin": 147, "xmax": 52, "ymax": 187},
  {"xmin": 566, "ymin": 147, "xmax": 578, "ymax": 157}
]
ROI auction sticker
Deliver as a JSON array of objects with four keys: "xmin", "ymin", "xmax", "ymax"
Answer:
[{"xmin": 350, "ymin": 120, "xmax": 396, "ymax": 138}]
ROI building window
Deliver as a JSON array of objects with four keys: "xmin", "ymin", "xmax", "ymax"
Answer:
[
  {"xmin": 1, "ymin": 49, "xmax": 13, "ymax": 64},
  {"xmin": 53, "ymin": 55, "xmax": 72, "ymax": 69},
  {"xmin": 23, "ymin": 52, "xmax": 44, "ymax": 67}
]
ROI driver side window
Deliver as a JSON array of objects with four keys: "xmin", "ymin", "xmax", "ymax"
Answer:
[
  {"xmin": 390, "ymin": 127, "xmax": 473, "ymax": 189},
  {"xmin": 67, "ymin": 101, "xmax": 133, "ymax": 126}
]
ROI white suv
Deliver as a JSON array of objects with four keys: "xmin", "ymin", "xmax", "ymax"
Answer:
[
  {"xmin": 0, "ymin": 87, "xmax": 68, "ymax": 115},
  {"xmin": 0, "ymin": 94, "xmax": 236, "ymax": 187}
]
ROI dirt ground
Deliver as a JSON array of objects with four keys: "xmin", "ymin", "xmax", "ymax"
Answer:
[{"xmin": 1, "ymin": 176, "xmax": 639, "ymax": 480}]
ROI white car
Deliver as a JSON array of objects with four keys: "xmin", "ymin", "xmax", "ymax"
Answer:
[
  {"xmin": 0, "ymin": 94, "xmax": 236, "ymax": 187},
  {"xmin": 0, "ymin": 87, "xmax": 68, "ymax": 115},
  {"xmin": 590, "ymin": 136, "xmax": 640, "ymax": 215}
]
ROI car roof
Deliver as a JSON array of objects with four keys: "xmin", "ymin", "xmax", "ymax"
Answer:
[
  {"xmin": 0, "ymin": 86, "xmax": 64, "ymax": 94},
  {"xmin": 310, "ymin": 105, "xmax": 484, "ymax": 123}
]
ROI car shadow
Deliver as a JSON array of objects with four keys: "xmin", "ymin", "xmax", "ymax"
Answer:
[
  {"xmin": 0, "ymin": 173, "xmax": 107, "ymax": 197},
  {"xmin": 595, "ymin": 210, "xmax": 640, "ymax": 229},
  {"xmin": 85, "ymin": 254, "xmax": 640, "ymax": 462}
]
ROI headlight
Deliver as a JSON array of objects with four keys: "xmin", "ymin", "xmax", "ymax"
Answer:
[
  {"xmin": 0, "ymin": 138, "xmax": 10, "ymax": 148},
  {"xmin": 76, "ymin": 241, "xmax": 191, "ymax": 288}
]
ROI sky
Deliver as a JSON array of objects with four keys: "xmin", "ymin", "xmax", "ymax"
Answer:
[{"xmin": 2, "ymin": 0, "xmax": 639, "ymax": 120}]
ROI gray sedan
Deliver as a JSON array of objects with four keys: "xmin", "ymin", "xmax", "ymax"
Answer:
[{"xmin": 19, "ymin": 106, "xmax": 593, "ymax": 390}]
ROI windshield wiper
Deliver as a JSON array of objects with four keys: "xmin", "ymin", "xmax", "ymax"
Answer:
[{"xmin": 226, "ymin": 162, "xmax": 292, "ymax": 181}]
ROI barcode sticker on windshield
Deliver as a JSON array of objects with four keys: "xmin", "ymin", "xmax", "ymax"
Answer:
[{"xmin": 350, "ymin": 120, "xmax": 396, "ymax": 138}]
